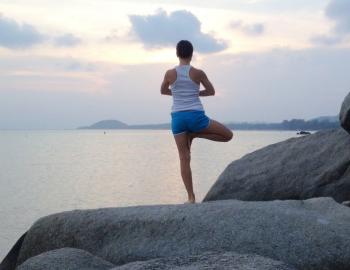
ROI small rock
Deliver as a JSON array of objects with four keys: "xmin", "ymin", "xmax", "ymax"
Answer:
[
  {"xmin": 340, "ymin": 92, "xmax": 350, "ymax": 134},
  {"xmin": 342, "ymin": 201, "xmax": 350, "ymax": 207}
]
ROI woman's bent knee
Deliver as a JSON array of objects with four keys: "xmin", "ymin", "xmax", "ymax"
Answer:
[{"xmin": 226, "ymin": 130, "xmax": 233, "ymax": 141}]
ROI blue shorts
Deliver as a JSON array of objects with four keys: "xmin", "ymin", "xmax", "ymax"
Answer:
[{"xmin": 171, "ymin": 110, "xmax": 210, "ymax": 135}]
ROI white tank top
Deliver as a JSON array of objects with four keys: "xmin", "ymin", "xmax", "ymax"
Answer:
[{"xmin": 170, "ymin": 65, "xmax": 204, "ymax": 112}]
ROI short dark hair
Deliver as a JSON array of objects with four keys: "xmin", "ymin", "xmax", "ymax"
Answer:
[{"xmin": 176, "ymin": 40, "xmax": 193, "ymax": 59}]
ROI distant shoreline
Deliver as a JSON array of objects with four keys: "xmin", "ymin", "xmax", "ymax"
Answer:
[
  {"xmin": 0, "ymin": 116, "xmax": 340, "ymax": 131},
  {"xmin": 0, "ymin": 128, "xmax": 330, "ymax": 132},
  {"xmin": 78, "ymin": 117, "xmax": 340, "ymax": 131}
]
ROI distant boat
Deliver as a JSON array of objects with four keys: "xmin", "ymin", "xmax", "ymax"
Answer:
[{"xmin": 297, "ymin": 131, "xmax": 311, "ymax": 135}]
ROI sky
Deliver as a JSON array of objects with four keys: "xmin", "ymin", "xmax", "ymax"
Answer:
[{"xmin": 0, "ymin": 0, "xmax": 349, "ymax": 129}]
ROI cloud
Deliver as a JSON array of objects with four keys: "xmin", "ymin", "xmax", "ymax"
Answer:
[
  {"xmin": 129, "ymin": 9, "xmax": 227, "ymax": 53},
  {"xmin": 54, "ymin": 33, "xmax": 81, "ymax": 47},
  {"xmin": 0, "ymin": 55, "xmax": 98, "ymax": 75},
  {"xmin": 0, "ymin": 14, "xmax": 46, "ymax": 49},
  {"xmin": 311, "ymin": 0, "xmax": 350, "ymax": 46},
  {"xmin": 326, "ymin": 0, "xmax": 350, "ymax": 34},
  {"xmin": 311, "ymin": 34, "xmax": 343, "ymax": 46},
  {"xmin": 230, "ymin": 20, "xmax": 265, "ymax": 36},
  {"xmin": 1, "ymin": 48, "xmax": 349, "ymax": 129},
  {"xmin": 201, "ymin": 48, "xmax": 350, "ymax": 122},
  {"xmin": 63, "ymin": 61, "xmax": 96, "ymax": 72},
  {"xmin": 0, "ymin": 14, "xmax": 83, "ymax": 49},
  {"xmin": 104, "ymin": 28, "xmax": 134, "ymax": 44}
]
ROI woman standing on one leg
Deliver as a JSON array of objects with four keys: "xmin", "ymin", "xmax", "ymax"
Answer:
[{"xmin": 160, "ymin": 40, "xmax": 233, "ymax": 204}]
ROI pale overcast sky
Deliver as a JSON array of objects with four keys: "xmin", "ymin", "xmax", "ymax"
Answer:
[{"xmin": 0, "ymin": 0, "xmax": 349, "ymax": 129}]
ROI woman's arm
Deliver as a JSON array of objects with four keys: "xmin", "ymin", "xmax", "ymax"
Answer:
[
  {"xmin": 160, "ymin": 71, "xmax": 172, "ymax": 96},
  {"xmin": 199, "ymin": 70, "xmax": 215, "ymax": 96}
]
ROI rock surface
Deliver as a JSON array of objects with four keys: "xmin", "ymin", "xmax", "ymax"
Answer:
[
  {"xmin": 340, "ymin": 92, "xmax": 350, "ymax": 133},
  {"xmin": 204, "ymin": 128, "xmax": 350, "ymax": 202},
  {"xmin": 17, "ymin": 248, "xmax": 115, "ymax": 270},
  {"xmin": 342, "ymin": 201, "xmax": 350, "ymax": 207},
  {"xmin": 112, "ymin": 251, "xmax": 297, "ymax": 270},
  {"xmin": 15, "ymin": 249, "xmax": 296, "ymax": 270},
  {"xmin": 0, "ymin": 233, "xmax": 26, "ymax": 270},
  {"xmin": 16, "ymin": 198, "xmax": 350, "ymax": 270}
]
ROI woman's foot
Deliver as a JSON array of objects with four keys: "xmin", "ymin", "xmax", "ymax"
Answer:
[
  {"xmin": 185, "ymin": 194, "xmax": 196, "ymax": 204},
  {"xmin": 184, "ymin": 200, "xmax": 195, "ymax": 204}
]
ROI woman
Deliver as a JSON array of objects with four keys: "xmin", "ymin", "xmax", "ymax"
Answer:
[{"xmin": 160, "ymin": 40, "xmax": 233, "ymax": 203}]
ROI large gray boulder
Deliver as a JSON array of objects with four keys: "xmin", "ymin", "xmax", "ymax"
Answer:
[
  {"xmin": 340, "ymin": 92, "xmax": 350, "ymax": 133},
  {"xmin": 15, "ymin": 250, "xmax": 296, "ymax": 270},
  {"xmin": 204, "ymin": 128, "xmax": 350, "ymax": 202},
  {"xmin": 112, "ymin": 251, "xmax": 297, "ymax": 270},
  {"xmin": 15, "ymin": 198, "xmax": 350, "ymax": 270},
  {"xmin": 17, "ymin": 248, "xmax": 115, "ymax": 270}
]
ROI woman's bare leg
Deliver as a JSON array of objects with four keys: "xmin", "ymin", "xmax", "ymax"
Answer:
[
  {"xmin": 174, "ymin": 132, "xmax": 195, "ymax": 203},
  {"xmin": 173, "ymin": 120, "xmax": 231, "ymax": 203},
  {"xmin": 189, "ymin": 119, "xmax": 233, "ymax": 143}
]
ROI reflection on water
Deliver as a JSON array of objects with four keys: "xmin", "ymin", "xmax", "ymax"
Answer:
[{"xmin": 0, "ymin": 129, "xmax": 296, "ymax": 259}]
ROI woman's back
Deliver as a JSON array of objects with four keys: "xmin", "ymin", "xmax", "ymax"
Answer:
[{"xmin": 170, "ymin": 65, "xmax": 204, "ymax": 112}]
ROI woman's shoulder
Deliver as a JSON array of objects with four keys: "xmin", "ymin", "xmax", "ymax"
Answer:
[
  {"xmin": 165, "ymin": 68, "xmax": 177, "ymax": 83},
  {"xmin": 189, "ymin": 66, "xmax": 206, "ymax": 79},
  {"xmin": 165, "ymin": 68, "xmax": 176, "ymax": 76},
  {"xmin": 190, "ymin": 66, "xmax": 205, "ymax": 74}
]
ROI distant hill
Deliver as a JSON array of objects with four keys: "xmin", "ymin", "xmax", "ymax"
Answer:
[
  {"xmin": 227, "ymin": 117, "xmax": 339, "ymax": 131},
  {"xmin": 78, "ymin": 116, "xmax": 340, "ymax": 131},
  {"xmin": 78, "ymin": 120, "xmax": 128, "ymax": 129},
  {"xmin": 310, "ymin": 115, "xmax": 338, "ymax": 123}
]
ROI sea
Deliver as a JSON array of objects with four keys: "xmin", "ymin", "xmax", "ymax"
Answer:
[{"xmin": 0, "ymin": 129, "xmax": 297, "ymax": 260}]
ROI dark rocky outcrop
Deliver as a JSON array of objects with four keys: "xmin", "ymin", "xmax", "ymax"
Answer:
[
  {"xmin": 17, "ymin": 248, "xmax": 115, "ymax": 270},
  {"xmin": 340, "ymin": 92, "xmax": 350, "ymax": 134},
  {"xmin": 16, "ymin": 250, "xmax": 296, "ymax": 270},
  {"xmin": 204, "ymin": 128, "xmax": 350, "ymax": 203},
  {"xmin": 0, "ymin": 233, "xmax": 26, "ymax": 270},
  {"xmin": 14, "ymin": 198, "xmax": 350, "ymax": 270},
  {"xmin": 342, "ymin": 201, "xmax": 350, "ymax": 207}
]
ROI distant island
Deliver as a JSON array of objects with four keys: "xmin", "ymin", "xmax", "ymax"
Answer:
[
  {"xmin": 78, "ymin": 119, "xmax": 170, "ymax": 130},
  {"xmin": 79, "ymin": 120, "xmax": 129, "ymax": 129},
  {"xmin": 78, "ymin": 116, "xmax": 339, "ymax": 131}
]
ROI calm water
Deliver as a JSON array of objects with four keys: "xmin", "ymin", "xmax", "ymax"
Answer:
[{"xmin": 0, "ymin": 129, "xmax": 297, "ymax": 259}]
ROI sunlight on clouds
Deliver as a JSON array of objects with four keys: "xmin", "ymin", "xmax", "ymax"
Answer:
[
  {"xmin": 77, "ymin": 43, "xmax": 175, "ymax": 64},
  {"xmin": 0, "ymin": 0, "xmax": 334, "ymax": 65},
  {"xmin": 0, "ymin": 1, "xmax": 339, "ymax": 65}
]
